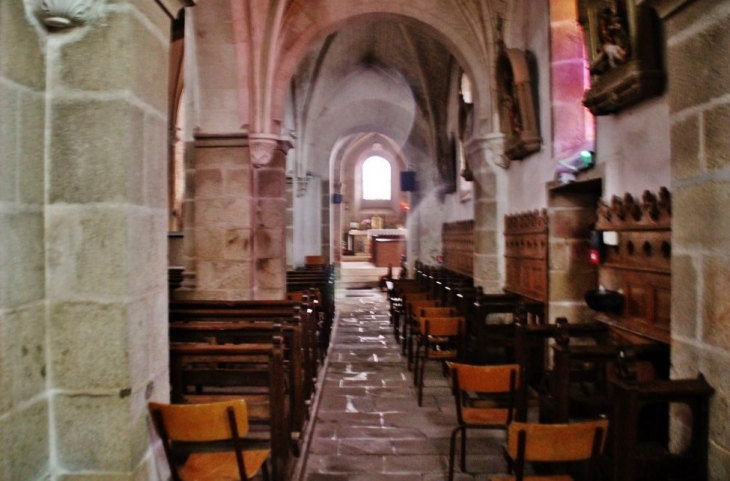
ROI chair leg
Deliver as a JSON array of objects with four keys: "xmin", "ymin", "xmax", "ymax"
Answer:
[
  {"xmin": 460, "ymin": 426, "xmax": 467, "ymax": 472},
  {"xmin": 417, "ymin": 356, "xmax": 426, "ymax": 406},
  {"xmin": 262, "ymin": 461, "xmax": 270, "ymax": 481},
  {"xmin": 412, "ymin": 343, "xmax": 421, "ymax": 386},
  {"xmin": 401, "ymin": 320, "xmax": 408, "ymax": 355},
  {"xmin": 449, "ymin": 426, "xmax": 461, "ymax": 481},
  {"xmin": 407, "ymin": 329, "xmax": 414, "ymax": 371}
]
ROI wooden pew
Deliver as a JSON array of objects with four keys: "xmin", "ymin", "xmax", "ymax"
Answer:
[
  {"xmin": 538, "ymin": 317, "xmax": 666, "ymax": 424},
  {"xmin": 168, "ymin": 299, "xmax": 311, "ymax": 449},
  {"xmin": 287, "ymin": 265, "xmax": 335, "ymax": 356},
  {"xmin": 610, "ymin": 354, "xmax": 714, "ymax": 481},
  {"xmin": 169, "ymin": 341, "xmax": 290, "ymax": 480},
  {"xmin": 465, "ymin": 294, "xmax": 544, "ymax": 366}
]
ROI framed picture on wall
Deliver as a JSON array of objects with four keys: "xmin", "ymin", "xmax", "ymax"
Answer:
[{"xmin": 578, "ymin": 0, "xmax": 664, "ymax": 115}]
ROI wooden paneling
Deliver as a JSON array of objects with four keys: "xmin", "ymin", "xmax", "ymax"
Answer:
[
  {"xmin": 595, "ymin": 188, "xmax": 671, "ymax": 344},
  {"xmin": 504, "ymin": 211, "xmax": 548, "ymax": 302},
  {"xmin": 442, "ymin": 220, "xmax": 474, "ymax": 277}
]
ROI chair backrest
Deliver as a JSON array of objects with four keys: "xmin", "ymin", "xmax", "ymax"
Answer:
[
  {"xmin": 422, "ymin": 317, "xmax": 464, "ymax": 337},
  {"xmin": 450, "ymin": 363, "xmax": 520, "ymax": 395},
  {"xmin": 149, "ymin": 399, "xmax": 250, "ymax": 442},
  {"xmin": 419, "ymin": 306, "xmax": 458, "ymax": 318},
  {"xmin": 506, "ymin": 419, "xmax": 608, "ymax": 464},
  {"xmin": 450, "ymin": 362, "xmax": 524, "ymax": 424},
  {"xmin": 409, "ymin": 299, "xmax": 441, "ymax": 313}
]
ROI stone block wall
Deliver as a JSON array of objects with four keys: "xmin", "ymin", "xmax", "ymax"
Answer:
[
  {"xmin": 1, "ymin": 0, "xmax": 179, "ymax": 478},
  {"xmin": 547, "ymin": 186, "xmax": 601, "ymax": 324},
  {"xmin": 469, "ymin": 140, "xmax": 501, "ymax": 292},
  {"xmin": 188, "ymin": 135, "xmax": 253, "ymax": 300},
  {"xmin": 0, "ymin": 2, "xmax": 49, "ymax": 479},
  {"xmin": 660, "ymin": 0, "xmax": 730, "ymax": 477}
]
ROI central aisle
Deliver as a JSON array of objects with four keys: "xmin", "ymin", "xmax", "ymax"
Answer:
[{"xmin": 295, "ymin": 287, "xmax": 507, "ymax": 481}]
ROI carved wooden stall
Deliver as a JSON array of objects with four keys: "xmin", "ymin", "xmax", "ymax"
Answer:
[
  {"xmin": 593, "ymin": 187, "xmax": 671, "ymax": 347},
  {"xmin": 442, "ymin": 220, "xmax": 474, "ymax": 277},
  {"xmin": 504, "ymin": 210, "xmax": 548, "ymax": 302}
]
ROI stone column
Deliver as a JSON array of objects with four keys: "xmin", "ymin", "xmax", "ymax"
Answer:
[
  {"xmin": 38, "ymin": 0, "xmax": 187, "ymax": 478},
  {"xmin": 466, "ymin": 135, "xmax": 503, "ymax": 292},
  {"xmin": 647, "ymin": 0, "xmax": 730, "ymax": 477},
  {"xmin": 250, "ymin": 134, "xmax": 290, "ymax": 300},
  {"xmin": 0, "ymin": 1, "xmax": 48, "ymax": 479},
  {"xmin": 183, "ymin": 133, "xmax": 252, "ymax": 300}
]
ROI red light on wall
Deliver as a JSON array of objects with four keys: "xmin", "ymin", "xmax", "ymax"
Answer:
[{"xmin": 590, "ymin": 248, "xmax": 601, "ymax": 265}]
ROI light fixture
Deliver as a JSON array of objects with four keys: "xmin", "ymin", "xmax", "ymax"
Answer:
[{"xmin": 555, "ymin": 150, "xmax": 594, "ymax": 183}]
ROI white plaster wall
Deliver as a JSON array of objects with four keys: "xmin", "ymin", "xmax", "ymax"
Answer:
[
  {"xmin": 504, "ymin": 0, "xmax": 554, "ymax": 213},
  {"xmin": 292, "ymin": 177, "xmax": 322, "ymax": 266},
  {"xmin": 596, "ymin": 97, "xmax": 672, "ymax": 197},
  {"xmin": 504, "ymin": 0, "xmax": 671, "ymax": 213}
]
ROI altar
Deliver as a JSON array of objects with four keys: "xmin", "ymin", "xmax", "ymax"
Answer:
[{"xmin": 368, "ymin": 229, "xmax": 407, "ymax": 267}]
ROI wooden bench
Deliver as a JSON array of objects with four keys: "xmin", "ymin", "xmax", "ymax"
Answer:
[
  {"xmin": 610, "ymin": 349, "xmax": 714, "ymax": 481},
  {"xmin": 465, "ymin": 295, "xmax": 545, "ymax": 366},
  {"xmin": 287, "ymin": 266, "xmax": 335, "ymax": 355},
  {"xmin": 169, "ymin": 299, "xmax": 313, "ymax": 448},
  {"xmin": 168, "ymin": 341, "xmax": 290, "ymax": 480},
  {"xmin": 538, "ymin": 318, "xmax": 666, "ymax": 424}
]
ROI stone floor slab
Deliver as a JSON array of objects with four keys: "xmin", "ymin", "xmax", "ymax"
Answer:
[{"xmin": 295, "ymin": 287, "xmax": 511, "ymax": 481}]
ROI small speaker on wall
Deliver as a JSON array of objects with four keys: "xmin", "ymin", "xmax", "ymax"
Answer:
[
  {"xmin": 400, "ymin": 171, "xmax": 416, "ymax": 192},
  {"xmin": 332, "ymin": 193, "xmax": 343, "ymax": 204}
]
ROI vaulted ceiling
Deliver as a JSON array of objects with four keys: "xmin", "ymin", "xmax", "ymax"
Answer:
[{"xmin": 287, "ymin": 19, "xmax": 459, "ymax": 182}]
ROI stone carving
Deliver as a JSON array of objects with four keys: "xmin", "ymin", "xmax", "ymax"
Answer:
[
  {"xmin": 249, "ymin": 134, "xmax": 292, "ymax": 168},
  {"xmin": 296, "ymin": 176, "xmax": 308, "ymax": 197},
  {"xmin": 497, "ymin": 48, "xmax": 541, "ymax": 160},
  {"xmin": 249, "ymin": 136, "xmax": 279, "ymax": 168},
  {"xmin": 578, "ymin": 0, "xmax": 664, "ymax": 115},
  {"xmin": 35, "ymin": 0, "xmax": 96, "ymax": 28},
  {"xmin": 471, "ymin": 132, "xmax": 509, "ymax": 170}
]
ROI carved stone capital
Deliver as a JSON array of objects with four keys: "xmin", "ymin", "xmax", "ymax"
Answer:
[
  {"xmin": 34, "ymin": 0, "xmax": 100, "ymax": 28},
  {"xmin": 249, "ymin": 134, "xmax": 293, "ymax": 168},
  {"xmin": 466, "ymin": 133, "xmax": 510, "ymax": 170}
]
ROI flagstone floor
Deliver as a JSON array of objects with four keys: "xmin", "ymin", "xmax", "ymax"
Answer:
[{"xmin": 293, "ymin": 287, "xmax": 508, "ymax": 481}]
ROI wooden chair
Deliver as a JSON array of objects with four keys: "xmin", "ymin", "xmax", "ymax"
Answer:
[
  {"xmin": 149, "ymin": 399, "xmax": 271, "ymax": 481},
  {"xmin": 413, "ymin": 316, "xmax": 464, "ymax": 406},
  {"xmin": 492, "ymin": 418, "xmax": 609, "ymax": 481},
  {"xmin": 448, "ymin": 363, "xmax": 524, "ymax": 481}
]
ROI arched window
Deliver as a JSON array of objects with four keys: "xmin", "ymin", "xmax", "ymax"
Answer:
[{"xmin": 362, "ymin": 156, "xmax": 391, "ymax": 200}]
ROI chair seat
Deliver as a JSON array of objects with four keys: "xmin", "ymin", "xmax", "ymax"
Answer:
[
  {"xmin": 180, "ymin": 450, "xmax": 271, "ymax": 481},
  {"xmin": 490, "ymin": 475, "xmax": 574, "ymax": 481},
  {"xmin": 461, "ymin": 407, "xmax": 511, "ymax": 426}
]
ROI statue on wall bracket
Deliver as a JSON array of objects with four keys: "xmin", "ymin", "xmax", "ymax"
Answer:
[
  {"xmin": 496, "ymin": 48, "xmax": 541, "ymax": 160},
  {"xmin": 578, "ymin": 0, "xmax": 665, "ymax": 115}
]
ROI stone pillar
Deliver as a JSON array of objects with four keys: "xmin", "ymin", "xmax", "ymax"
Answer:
[
  {"xmin": 184, "ymin": 134, "xmax": 252, "ymax": 300},
  {"xmin": 648, "ymin": 0, "xmax": 730, "ymax": 477},
  {"xmin": 547, "ymin": 185, "xmax": 601, "ymax": 324},
  {"xmin": 184, "ymin": 133, "xmax": 289, "ymax": 300},
  {"xmin": 466, "ymin": 135, "xmax": 502, "ymax": 292},
  {"xmin": 0, "ymin": 1, "xmax": 48, "ymax": 479},
  {"xmin": 38, "ymin": 0, "xmax": 185, "ymax": 478},
  {"xmin": 250, "ymin": 134, "xmax": 289, "ymax": 299}
]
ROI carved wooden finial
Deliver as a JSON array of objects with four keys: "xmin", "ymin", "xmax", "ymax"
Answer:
[
  {"xmin": 611, "ymin": 195, "xmax": 625, "ymax": 220},
  {"xmin": 596, "ymin": 187, "xmax": 672, "ymax": 230},
  {"xmin": 642, "ymin": 190, "xmax": 659, "ymax": 220},
  {"xmin": 555, "ymin": 317, "xmax": 570, "ymax": 347},
  {"xmin": 616, "ymin": 346, "xmax": 638, "ymax": 381}
]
